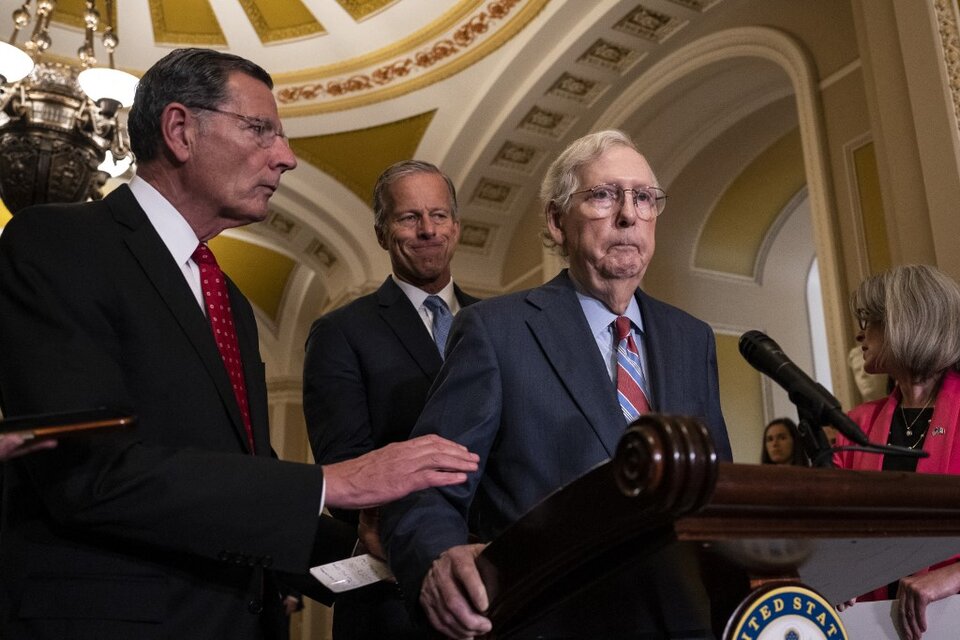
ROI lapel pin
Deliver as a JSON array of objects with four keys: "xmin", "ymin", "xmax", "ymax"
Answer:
[{"xmin": 933, "ymin": 426, "xmax": 946, "ymax": 436}]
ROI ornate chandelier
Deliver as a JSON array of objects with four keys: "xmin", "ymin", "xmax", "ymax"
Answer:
[{"xmin": 0, "ymin": 0, "xmax": 137, "ymax": 214}]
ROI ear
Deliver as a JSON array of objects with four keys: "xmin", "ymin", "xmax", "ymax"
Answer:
[
  {"xmin": 159, "ymin": 103, "xmax": 195, "ymax": 164},
  {"xmin": 545, "ymin": 202, "xmax": 565, "ymax": 247},
  {"xmin": 375, "ymin": 225, "xmax": 388, "ymax": 250}
]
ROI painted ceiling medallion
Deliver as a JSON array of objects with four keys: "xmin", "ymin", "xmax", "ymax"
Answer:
[{"xmin": 276, "ymin": 0, "xmax": 549, "ymax": 114}]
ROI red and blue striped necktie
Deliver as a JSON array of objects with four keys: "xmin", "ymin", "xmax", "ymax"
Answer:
[{"xmin": 615, "ymin": 315, "xmax": 651, "ymax": 422}]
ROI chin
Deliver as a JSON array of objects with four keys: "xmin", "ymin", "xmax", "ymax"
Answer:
[{"xmin": 599, "ymin": 264, "xmax": 645, "ymax": 280}]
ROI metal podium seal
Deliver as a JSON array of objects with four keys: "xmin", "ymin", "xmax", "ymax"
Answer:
[{"xmin": 724, "ymin": 584, "xmax": 848, "ymax": 640}]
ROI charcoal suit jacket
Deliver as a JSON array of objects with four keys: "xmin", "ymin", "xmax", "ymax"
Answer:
[
  {"xmin": 0, "ymin": 185, "xmax": 328, "ymax": 639},
  {"xmin": 382, "ymin": 270, "xmax": 731, "ymax": 638}
]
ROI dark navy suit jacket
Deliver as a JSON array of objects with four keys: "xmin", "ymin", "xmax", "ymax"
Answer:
[
  {"xmin": 303, "ymin": 276, "xmax": 478, "ymax": 638},
  {"xmin": 382, "ymin": 270, "xmax": 730, "ymax": 636},
  {"xmin": 305, "ymin": 276, "xmax": 479, "ymax": 468}
]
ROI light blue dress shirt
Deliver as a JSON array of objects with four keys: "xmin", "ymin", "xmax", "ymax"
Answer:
[{"xmin": 576, "ymin": 291, "xmax": 653, "ymax": 405}]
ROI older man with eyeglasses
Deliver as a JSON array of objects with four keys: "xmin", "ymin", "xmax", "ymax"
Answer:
[
  {"xmin": 0, "ymin": 48, "xmax": 480, "ymax": 639},
  {"xmin": 381, "ymin": 129, "xmax": 732, "ymax": 639}
]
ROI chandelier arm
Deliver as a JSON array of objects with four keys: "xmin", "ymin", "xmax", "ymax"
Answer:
[{"xmin": 0, "ymin": 0, "xmax": 135, "ymax": 211}]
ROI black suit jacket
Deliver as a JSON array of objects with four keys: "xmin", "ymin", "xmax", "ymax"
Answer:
[
  {"xmin": 304, "ymin": 276, "xmax": 479, "ymax": 468},
  {"xmin": 382, "ymin": 271, "xmax": 731, "ymax": 637},
  {"xmin": 303, "ymin": 276, "xmax": 478, "ymax": 639},
  {"xmin": 0, "ymin": 186, "xmax": 327, "ymax": 639}
]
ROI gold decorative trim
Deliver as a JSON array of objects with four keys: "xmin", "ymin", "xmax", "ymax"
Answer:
[
  {"xmin": 148, "ymin": 0, "xmax": 227, "ymax": 46},
  {"xmin": 237, "ymin": 0, "xmax": 326, "ymax": 44},
  {"xmin": 50, "ymin": 1, "xmax": 118, "ymax": 34},
  {"xmin": 336, "ymin": 0, "xmax": 398, "ymax": 22},
  {"xmin": 277, "ymin": 0, "xmax": 550, "ymax": 115},
  {"xmin": 934, "ymin": 0, "xmax": 960, "ymax": 131},
  {"xmin": 275, "ymin": 0, "xmax": 484, "ymax": 83}
]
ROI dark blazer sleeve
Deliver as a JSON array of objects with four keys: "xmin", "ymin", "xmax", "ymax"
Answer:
[
  {"xmin": 304, "ymin": 312, "xmax": 376, "ymax": 465},
  {"xmin": 381, "ymin": 305, "xmax": 504, "ymax": 601},
  {"xmin": 0, "ymin": 207, "xmax": 323, "ymax": 574}
]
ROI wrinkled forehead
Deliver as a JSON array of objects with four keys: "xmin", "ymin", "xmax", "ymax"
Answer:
[
  {"xmin": 576, "ymin": 145, "xmax": 656, "ymax": 188},
  {"xmin": 224, "ymin": 71, "xmax": 280, "ymax": 116}
]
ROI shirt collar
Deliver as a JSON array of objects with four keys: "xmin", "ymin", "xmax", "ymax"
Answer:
[
  {"xmin": 128, "ymin": 175, "xmax": 200, "ymax": 267},
  {"xmin": 577, "ymin": 290, "xmax": 643, "ymax": 340},
  {"xmin": 391, "ymin": 275, "xmax": 460, "ymax": 314}
]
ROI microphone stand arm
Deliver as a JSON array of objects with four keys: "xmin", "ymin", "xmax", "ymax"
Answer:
[
  {"xmin": 796, "ymin": 408, "xmax": 834, "ymax": 469},
  {"xmin": 790, "ymin": 391, "xmax": 928, "ymax": 466}
]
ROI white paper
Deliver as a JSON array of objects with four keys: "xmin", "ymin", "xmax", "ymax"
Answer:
[
  {"xmin": 310, "ymin": 553, "xmax": 395, "ymax": 593},
  {"xmin": 839, "ymin": 594, "xmax": 960, "ymax": 639}
]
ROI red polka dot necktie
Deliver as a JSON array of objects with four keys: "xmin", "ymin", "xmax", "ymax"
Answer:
[
  {"xmin": 192, "ymin": 242, "xmax": 255, "ymax": 453},
  {"xmin": 615, "ymin": 316, "xmax": 651, "ymax": 422}
]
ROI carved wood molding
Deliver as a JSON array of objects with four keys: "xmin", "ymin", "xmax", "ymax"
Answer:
[{"xmin": 934, "ymin": 0, "xmax": 960, "ymax": 132}]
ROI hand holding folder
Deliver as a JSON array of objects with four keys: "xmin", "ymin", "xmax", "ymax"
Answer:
[{"xmin": 0, "ymin": 408, "xmax": 135, "ymax": 460}]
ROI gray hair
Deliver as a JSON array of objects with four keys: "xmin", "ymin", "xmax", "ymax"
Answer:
[
  {"xmin": 128, "ymin": 48, "xmax": 274, "ymax": 163},
  {"xmin": 539, "ymin": 130, "xmax": 652, "ymax": 253},
  {"xmin": 372, "ymin": 160, "xmax": 458, "ymax": 236},
  {"xmin": 851, "ymin": 264, "xmax": 960, "ymax": 381}
]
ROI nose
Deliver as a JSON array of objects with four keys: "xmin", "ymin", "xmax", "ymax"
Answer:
[
  {"xmin": 616, "ymin": 195, "xmax": 639, "ymax": 228},
  {"xmin": 271, "ymin": 137, "xmax": 298, "ymax": 172},
  {"xmin": 418, "ymin": 215, "xmax": 437, "ymax": 237}
]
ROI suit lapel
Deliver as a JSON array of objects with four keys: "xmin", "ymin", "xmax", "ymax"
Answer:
[
  {"xmin": 376, "ymin": 278, "xmax": 443, "ymax": 378},
  {"xmin": 108, "ymin": 186, "xmax": 252, "ymax": 452},
  {"xmin": 526, "ymin": 272, "xmax": 625, "ymax": 456},
  {"xmin": 454, "ymin": 285, "xmax": 481, "ymax": 309},
  {"xmin": 637, "ymin": 290, "xmax": 680, "ymax": 413}
]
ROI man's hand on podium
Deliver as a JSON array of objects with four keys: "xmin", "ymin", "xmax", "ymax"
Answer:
[{"xmin": 420, "ymin": 543, "xmax": 491, "ymax": 638}]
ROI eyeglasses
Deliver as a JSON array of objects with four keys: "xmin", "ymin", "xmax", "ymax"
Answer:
[
  {"xmin": 855, "ymin": 308, "xmax": 879, "ymax": 331},
  {"xmin": 192, "ymin": 106, "xmax": 287, "ymax": 148},
  {"xmin": 570, "ymin": 184, "xmax": 667, "ymax": 220}
]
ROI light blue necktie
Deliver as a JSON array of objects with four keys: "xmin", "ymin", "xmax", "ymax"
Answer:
[{"xmin": 423, "ymin": 295, "xmax": 453, "ymax": 358}]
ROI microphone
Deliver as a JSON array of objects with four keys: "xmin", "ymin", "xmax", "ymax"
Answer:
[{"xmin": 738, "ymin": 330, "xmax": 871, "ymax": 446}]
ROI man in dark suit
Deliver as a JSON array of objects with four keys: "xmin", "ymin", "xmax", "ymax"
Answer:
[
  {"xmin": 0, "ymin": 48, "xmax": 478, "ymax": 639},
  {"xmin": 304, "ymin": 160, "xmax": 479, "ymax": 638},
  {"xmin": 382, "ymin": 130, "xmax": 733, "ymax": 639}
]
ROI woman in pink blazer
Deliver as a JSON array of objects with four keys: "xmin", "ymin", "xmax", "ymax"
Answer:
[{"xmin": 835, "ymin": 265, "xmax": 960, "ymax": 640}]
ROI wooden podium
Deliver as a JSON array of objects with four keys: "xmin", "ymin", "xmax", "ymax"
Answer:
[{"xmin": 475, "ymin": 415, "xmax": 960, "ymax": 638}]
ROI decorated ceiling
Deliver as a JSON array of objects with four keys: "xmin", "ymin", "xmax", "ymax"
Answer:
[{"xmin": 0, "ymin": 0, "xmax": 836, "ymax": 369}]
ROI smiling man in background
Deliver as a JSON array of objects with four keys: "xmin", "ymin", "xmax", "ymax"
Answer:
[{"xmin": 305, "ymin": 160, "xmax": 479, "ymax": 638}]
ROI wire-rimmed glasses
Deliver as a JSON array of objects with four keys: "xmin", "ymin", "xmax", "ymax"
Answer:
[
  {"xmin": 192, "ymin": 106, "xmax": 287, "ymax": 148},
  {"xmin": 570, "ymin": 184, "xmax": 667, "ymax": 220}
]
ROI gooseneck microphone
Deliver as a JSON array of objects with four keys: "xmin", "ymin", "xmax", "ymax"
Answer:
[{"xmin": 738, "ymin": 330, "xmax": 871, "ymax": 446}]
